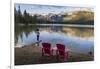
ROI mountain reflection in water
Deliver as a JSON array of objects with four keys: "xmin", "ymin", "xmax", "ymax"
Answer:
[{"xmin": 15, "ymin": 25, "xmax": 94, "ymax": 54}]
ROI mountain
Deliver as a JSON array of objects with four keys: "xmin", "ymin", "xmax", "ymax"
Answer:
[{"xmin": 63, "ymin": 10, "xmax": 94, "ymax": 25}]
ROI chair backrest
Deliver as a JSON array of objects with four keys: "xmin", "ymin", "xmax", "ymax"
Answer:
[
  {"xmin": 56, "ymin": 44, "xmax": 65, "ymax": 55},
  {"xmin": 42, "ymin": 43, "xmax": 51, "ymax": 54}
]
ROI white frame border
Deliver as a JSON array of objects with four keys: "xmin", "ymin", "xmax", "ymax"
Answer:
[{"xmin": 11, "ymin": 0, "xmax": 95, "ymax": 69}]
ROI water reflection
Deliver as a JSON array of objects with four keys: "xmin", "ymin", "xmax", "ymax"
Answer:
[
  {"xmin": 63, "ymin": 27, "xmax": 93, "ymax": 38},
  {"xmin": 15, "ymin": 25, "xmax": 94, "ymax": 54}
]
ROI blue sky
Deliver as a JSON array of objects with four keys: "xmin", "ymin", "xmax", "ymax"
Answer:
[{"xmin": 15, "ymin": 3, "xmax": 93, "ymax": 15}]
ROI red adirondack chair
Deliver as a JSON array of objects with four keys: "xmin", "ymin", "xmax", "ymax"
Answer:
[
  {"xmin": 56, "ymin": 44, "xmax": 68, "ymax": 61},
  {"xmin": 42, "ymin": 43, "xmax": 53, "ymax": 58}
]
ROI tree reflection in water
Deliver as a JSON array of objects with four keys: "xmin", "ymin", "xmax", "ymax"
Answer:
[{"xmin": 15, "ymin": 25, "xmax": 94, "ymax": 46}]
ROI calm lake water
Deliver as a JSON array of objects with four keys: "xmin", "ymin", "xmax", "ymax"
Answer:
[{"xmin": 15, "ymin": 24, "xmax": 94, "ymax": 54}]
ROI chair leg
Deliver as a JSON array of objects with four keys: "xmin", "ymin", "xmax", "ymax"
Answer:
[
  {"xmin": 64, "ymin": 52, "xmax": 68, "ymax": 61},
  {"xmin": 51, "ymin": 49, "xmax": 53, "ymax": 56},
  {"xmin": 56, "ymin": 50, "xmax": 59, "ymax": 61},
  {"xmin": 64, "ymin": 55, "xmax": 67, "ymax": 61},
  {"xmin": 42, "ymin": 48, "xmax": 44, "ymax": 56},
  {"xmin": 49, "ymin": 54, "xmax": 51, "ymax": 60},
  {"xmin": 42, "ymin": 52, "xmax": 44, "ymax": 56},
  {"xmin": 66, "ymin": 52, "xmax": 68, "ymax": 61},
  {"xmin": 56, "ymin": 55, "xmax": 60, "ymax": 61}
]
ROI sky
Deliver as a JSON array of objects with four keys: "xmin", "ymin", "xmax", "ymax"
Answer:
[{"xmin": 15, "ymin": 3, "xmax": 94, "ymax": 15}]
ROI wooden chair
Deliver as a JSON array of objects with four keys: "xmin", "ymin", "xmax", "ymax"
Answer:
[
  {"xmin": 42, "ymin": 43, "xmax": 53, "ymax": 59},
  {"xmin": 56, "ymin": 44, "xmax": 68, "ymax": 61}
]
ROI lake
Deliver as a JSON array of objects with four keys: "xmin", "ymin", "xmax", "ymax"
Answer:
[{"xmin": 15, "ymin": 24, "xmax": 94, "ymax": 54}]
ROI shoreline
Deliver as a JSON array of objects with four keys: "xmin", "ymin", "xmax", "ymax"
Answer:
[
  {"xmin": 15, "ymin": 45, "xmax": 94, "ymax": 65},
  {"xmin": 16, "ymin": 23, "xmax": 94, "ymax": 28}
]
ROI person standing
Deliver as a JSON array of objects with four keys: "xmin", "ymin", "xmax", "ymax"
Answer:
[
  {"xmin": 36, "ymin": 28, "xmax": 40, "ymax": 41},
  {"xmin": 36, "ymin": 28, "xmax": 40, "ymax": 46}
]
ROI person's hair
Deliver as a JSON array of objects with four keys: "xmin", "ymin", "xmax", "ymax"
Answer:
[{"xmin": 36, "ymin": 28, "xmax": 39, "ymax": 31}]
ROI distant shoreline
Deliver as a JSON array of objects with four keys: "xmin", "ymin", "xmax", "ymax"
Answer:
[{"xmin": 16, "ymin": 23, "xmax": 94, "ymax": 28}]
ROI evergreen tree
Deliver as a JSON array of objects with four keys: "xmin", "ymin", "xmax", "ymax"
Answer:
[
  {"xmin": 23, "ymin": 10, "xmax": 29, "ymax": 25},
  {"xmin": 17, "ymin": 5, "xmax": 22, "ymax": 23}
]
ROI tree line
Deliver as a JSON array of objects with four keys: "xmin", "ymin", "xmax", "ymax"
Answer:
[
  {"xmin": 15, "ymin": 6, "xmax": 38, "ymax": 25},
  {"xmin": 14, "ymin": 6, "xmax": 94, "ymax": 25}
]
